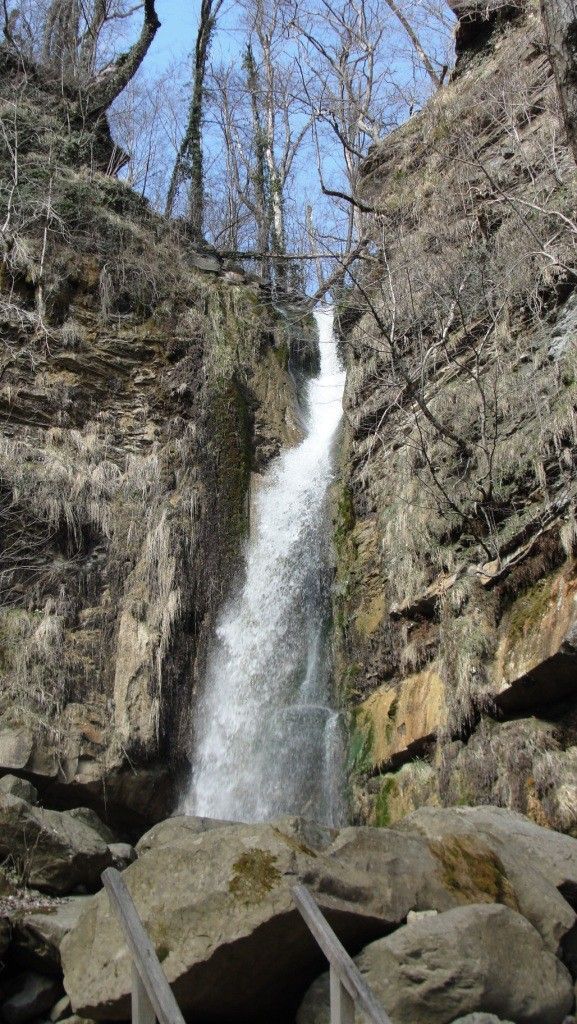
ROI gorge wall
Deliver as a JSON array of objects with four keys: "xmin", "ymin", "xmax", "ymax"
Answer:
[
  {"xmin": 0, "ymin": 49, "xmax": 315, "ymax": 832},
  {"xmin": 336, "ymin": 0, "xmax": 577, "ymax": 833},
  {"xmin": 2, "ymin": 0, "xmax": 577, "ymax": 845}
]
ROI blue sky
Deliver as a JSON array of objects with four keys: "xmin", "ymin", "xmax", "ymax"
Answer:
[
  {"xmin": 146, "ymin": 1, "xmax": 245, "ymax": 74},
  {"xmin": 149, "ymin": 1, "xmax": 198, "ymax": 66}
]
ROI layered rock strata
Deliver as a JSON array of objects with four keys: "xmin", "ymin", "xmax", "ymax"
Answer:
[
  {"xmin": 0, "ymin": 47, "xmax": 315, "ymax": 831},
  {"xmin": 334, "ymin": 0, "xmax": 577, "ymax": 832}
]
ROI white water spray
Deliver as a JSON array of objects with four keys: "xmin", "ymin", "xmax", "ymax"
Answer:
[{"xmin": 184, "ymin": 307, "xmax": 346, "ymax": 825}]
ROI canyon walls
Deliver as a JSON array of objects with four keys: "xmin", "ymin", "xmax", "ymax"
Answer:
[
  {"xmin": 335, "ymin": 0, "xmax": 577, "ymax": 834},
  {"xmin": 0, "ymin": 49, "xmax": 315, "ymax": 831}
]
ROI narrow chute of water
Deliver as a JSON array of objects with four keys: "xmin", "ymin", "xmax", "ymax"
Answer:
[{"xmin": 184, "ymin": 307, "xmax": 346, "ymax": 825}]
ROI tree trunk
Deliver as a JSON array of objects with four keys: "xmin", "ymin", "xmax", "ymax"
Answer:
[
  {"xmin": 86, "ymin": 0, "xmax": 160, "ymax": 114},
  {"xmin": 540, "ymin": 0, "xmax": 577, "ymax": 164},
  {"xmin": 383, "ymin": 0, "xmax": 441, "ymax": 87},
  {"xmin": 244, "ymin": 42, "xmax": 271, "ymax": 279},
  {"xmin": 165, "ymin": 0, "xmax": 221, "ymax": 236}
]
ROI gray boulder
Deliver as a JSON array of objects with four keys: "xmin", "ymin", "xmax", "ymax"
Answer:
[
  {"xmin": 451, "ymin": 1017, "xmax": 515, "ymax": 1023},
  {"xmin": 450, "ymin": 1015, "xmax": 514, "ymax": 1024},
  {"xmin": 0, "ymin": 726, "xmax": 34, "ymax": 773},
  {"xmin": 2, "ymin": 972, "xmax": 62, "ymax": 1024},
  {"xmin": 337, "ymin": 819, "xmax": 575, "ymax": 954},
  {"xmin": 58, "ymin": 1017, "xmax": 96, "ymax": 1024},
  {"xmin": 61, "ymin": 813, "xmax": 577, "ymax": 1023},
  {"xmin": 297, "ymin": 904, "xmax": 574, "ymax": 1024},
  {"xmin": 398, "ymin": 805, "xmax": 577, "ymax": 903},
  {"xmin": 397, "ymin": 805, "xmax": 577, "ymax": 951},
  {"xmin": 13, "ymin": 897, "xmax": 93, "ymax": 972},
  {"xmin": 134, "ymin": 814, "xmax": 234, "ymax": 854},
  {"xmin": 62, "ymin": 816, "xmax": 489, "ymax": 1022},
  {"xmin": 64, "ymin": 808, "xmax": 115, "ymax": 844},
  {"xmin": 0, "ymin": 775, "xmax": 38, "ymax": 804},
  {"xmin": 0, "ymin": 793, "xmax": 113, "ymax": 894}
]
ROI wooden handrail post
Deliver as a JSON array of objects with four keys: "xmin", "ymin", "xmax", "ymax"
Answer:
[
  {"xmin": 132, "ymin": 964, "xmax": 156, "ymax": 1024},
  {"xmin": 291, "ymin": 883, "xmax": 392, "ymax": 1024},
  {"xmin": 102, "ymin": 868, "xmax": 186, "ymax": 1024},
  {"xmin": 330, "ymin": 964, "xmax": 355, "ymax": 1024}
]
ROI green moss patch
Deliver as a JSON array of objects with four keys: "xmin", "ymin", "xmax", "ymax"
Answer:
[
  {"xmin": 334, "ymin": 485, "xmax": 356, "ymax": 557},
  {"xmin": 430, "ymin": 835, "xmax": 519, "ymax": 910},
  {"xmin": 229, "ymin": 849, "xmax": 281, "ymax": 903},
  {"xmin": 507, "ymin": 576, "xmax": 554, "ymax": 646},
  {"xmin": 347, "ymin": 709, "xmax": 374, "ymax": 776},
  {"xmin": 374, "ymin": 776, "xmax": 398, "ymax": 827}
]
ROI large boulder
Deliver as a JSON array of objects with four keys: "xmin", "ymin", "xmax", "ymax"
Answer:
[
  {"xmin": 0, "ymin": 793, "xmax": 114, "ymax": 894},
  {"xmin": 12, "ymin": 897, "xmax": 93, "ymax": 973},
  {"xmin": 62, "ymin": 814, "xmax": 577, "ymax": 1023},
  {"xmin": 134, "ymin": 814, "xmax": 235, "ymax": 854},
  {"xmin": 297, "ymin": 904, "xmax": 574, "ymax": 1024},
  {"xmin": 62, "ymin": 817, "xmax": 436, "ymax": 1022},
  {"xmin": 0, "ymin": 776, "xmax": 38, "ymax": 804},
  {"xmin": 398, "ymin": 805, "xmax": 577, "ymax": 904},
  {"xmin": 451, "ymin": 1017, "xmax": 515, "ymax": 1024},
  {"xmin": 328, "ymin": 822, "xmax": 575, "ymax": 953}
]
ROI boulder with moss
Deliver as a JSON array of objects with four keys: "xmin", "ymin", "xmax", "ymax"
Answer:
[{"xmin": 62, "ymin": 811, "xmax": 577, "ymax": 1022}]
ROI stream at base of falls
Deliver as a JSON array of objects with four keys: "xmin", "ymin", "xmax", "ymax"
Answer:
[{"xmin": 183, "ymin": 307, "xmax": 347, "ymax": 826}]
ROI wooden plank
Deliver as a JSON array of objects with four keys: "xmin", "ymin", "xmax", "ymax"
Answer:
[
  {"xmin": 330, "ymin": 965, "xmax": 355, "ymax": 1024},
  {"xmin": 291, "ymin": 883, "xmax": 392, "ymax": 1024},
  {"xmin": 132, "ymin": 964, "xmax": 156, "ymax": 1024},
  {"xmin": 102, "ymin": 868, "xmax": 186, "ymax": 1024}
]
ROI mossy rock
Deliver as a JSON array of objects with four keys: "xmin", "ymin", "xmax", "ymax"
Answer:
[
  {"xmin": 228, "ymin": 848, "xmax": 281, "ymax": 903},
  {"xmin": 506, "ymin": 575, "xmax": 554, "ymax": 645},
  {"xmin": 430, "ymin": 834, "xmax": 520, "ymax": 910},
  {"xmin": 347, "ymin": 708, "xmax": 374, "ymax": 776},
  {"xmin": 375, "ymin": 776, "xmax": 398, "ymax": 827}
]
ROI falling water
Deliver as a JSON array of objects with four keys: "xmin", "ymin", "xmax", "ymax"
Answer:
[{"xmin": 184, "ymin": 307, "xmax": 347, "ymax": 825}]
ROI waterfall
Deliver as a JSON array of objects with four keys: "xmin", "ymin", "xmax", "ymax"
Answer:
[{"xmin": 184, "ymin": 307, "xmax": 346, "ymax": 825}]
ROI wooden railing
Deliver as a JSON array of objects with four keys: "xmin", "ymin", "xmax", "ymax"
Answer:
[
  {"xmin": 102, "ymin": 868, "xmax": 390, "ymax": 1024},
  {"xmin": 102, "ymin": 868, "xmax": 186, "ymax": 1024},
  {"xmin": 291, "ymin": 884, "xmax": 392, "ymax": 1024}
]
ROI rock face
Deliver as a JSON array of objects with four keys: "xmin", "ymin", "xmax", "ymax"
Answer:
[
  {"xmin": 297, "ymin": 904, "xmax": 574, "ymax": 1024},
  {"xmin": 61, "ymin": 811, "xmax": 577, "ymax": 1023},
  {"xmin": 0, "ymin": 49, "xmax": 316, "ymax": 831},
  {"xmin": 335, "ymin": 0, "xmax": 577, "ymax": 833}
]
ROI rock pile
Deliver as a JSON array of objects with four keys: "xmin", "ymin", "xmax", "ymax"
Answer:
[
  {"xmin": 0, "ymin": 777, "xmax": 134, "ymax": 1024},
  {"xmin": 59, "ymin": 806, "xmax": 577, "ymax": 1024}
]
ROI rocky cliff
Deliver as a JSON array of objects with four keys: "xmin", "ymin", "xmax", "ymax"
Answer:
[
  {"xmin": 335, "ymin": 0, "xmax": 577, "ymax": 833},
  {"xmin": 0, "ymin": 49, "xmax": 315, "ymax": 832}
]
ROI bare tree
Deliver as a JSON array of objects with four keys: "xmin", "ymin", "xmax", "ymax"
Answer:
[
  {"xmin": 164, "ymin": 0, "xmax": 224, "ymax": 236},
  {"xmin": 2, "ymin": 0, "xmax": 161, "ymax": 114}
]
